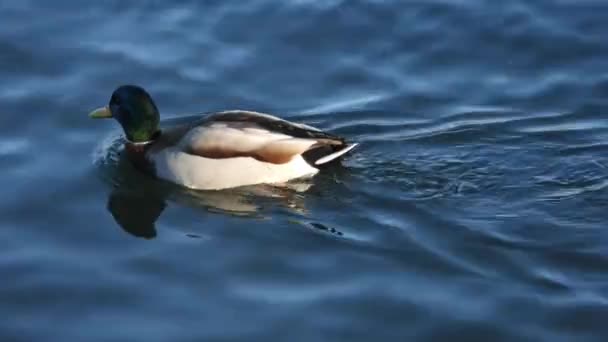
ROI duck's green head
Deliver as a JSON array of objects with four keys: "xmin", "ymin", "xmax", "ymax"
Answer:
[{"xmin": 90, "ymin": 85, "xmax": 161, "ymax": 143}]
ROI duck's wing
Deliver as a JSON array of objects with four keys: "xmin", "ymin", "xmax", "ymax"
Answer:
[
  {"xmin": 176, "ymin": 110, "xmax": 356, "ymax": 165},
  {"xmin": 201, "ymin": 110, "xmax": 343, "ymax": 141}
]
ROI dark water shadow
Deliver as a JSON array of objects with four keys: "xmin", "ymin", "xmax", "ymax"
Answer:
[{"xmin": 107, "ymin": 189, "xmax": 166, "ymax": 239}]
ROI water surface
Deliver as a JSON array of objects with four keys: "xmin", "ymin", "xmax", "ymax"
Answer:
[{"xmin": 1, "ymin": 1, "xmax": 608, "ymax": 341}]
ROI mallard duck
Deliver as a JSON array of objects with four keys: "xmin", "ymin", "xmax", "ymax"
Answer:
[{"xmin": 90, "ymin": 85, "xmax": 358, "ymax": 190}]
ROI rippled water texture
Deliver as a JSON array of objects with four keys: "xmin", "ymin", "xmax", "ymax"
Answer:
[{"xmin": 1, "ymin": 1, "xmax": 608, "ymax": 341}]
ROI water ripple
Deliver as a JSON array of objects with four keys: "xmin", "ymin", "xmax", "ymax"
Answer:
[{"xmin": 2, "ymin": 0, "xmax": 608, "ymax": 340}]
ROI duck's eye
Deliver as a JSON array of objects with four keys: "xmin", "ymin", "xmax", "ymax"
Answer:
[{"xmin": 110, "ymin": 95, "xmax": 120, "ymax": 106}]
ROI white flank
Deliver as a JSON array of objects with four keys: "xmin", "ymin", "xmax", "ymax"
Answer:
[{"xmin": 150, "ymin": 148, "xmax": 319, "ymax": 190}]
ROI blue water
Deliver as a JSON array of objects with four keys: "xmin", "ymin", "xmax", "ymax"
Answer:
[{"xmin": 2, "ymin": 1, "xmax": 608, "ymax": 341}]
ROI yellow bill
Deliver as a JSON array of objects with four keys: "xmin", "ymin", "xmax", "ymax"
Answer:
[{"xmin": 89, "ymin": 106, "xmax": 112, "ymax": 119}]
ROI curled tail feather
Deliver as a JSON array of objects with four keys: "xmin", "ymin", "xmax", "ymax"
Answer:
[{"xmin": 302, "ymin": 143, "xmax": 358, "ymax": 166}]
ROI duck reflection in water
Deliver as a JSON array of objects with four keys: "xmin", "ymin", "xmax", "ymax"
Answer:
[{"xmin": 102, "ymin": 141, "xmax": 333, "ymax": 239}]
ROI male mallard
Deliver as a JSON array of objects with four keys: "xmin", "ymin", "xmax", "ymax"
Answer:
[{"xmin": 90, "ymin": 85, "xmax": 358, "ymax": 190}]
